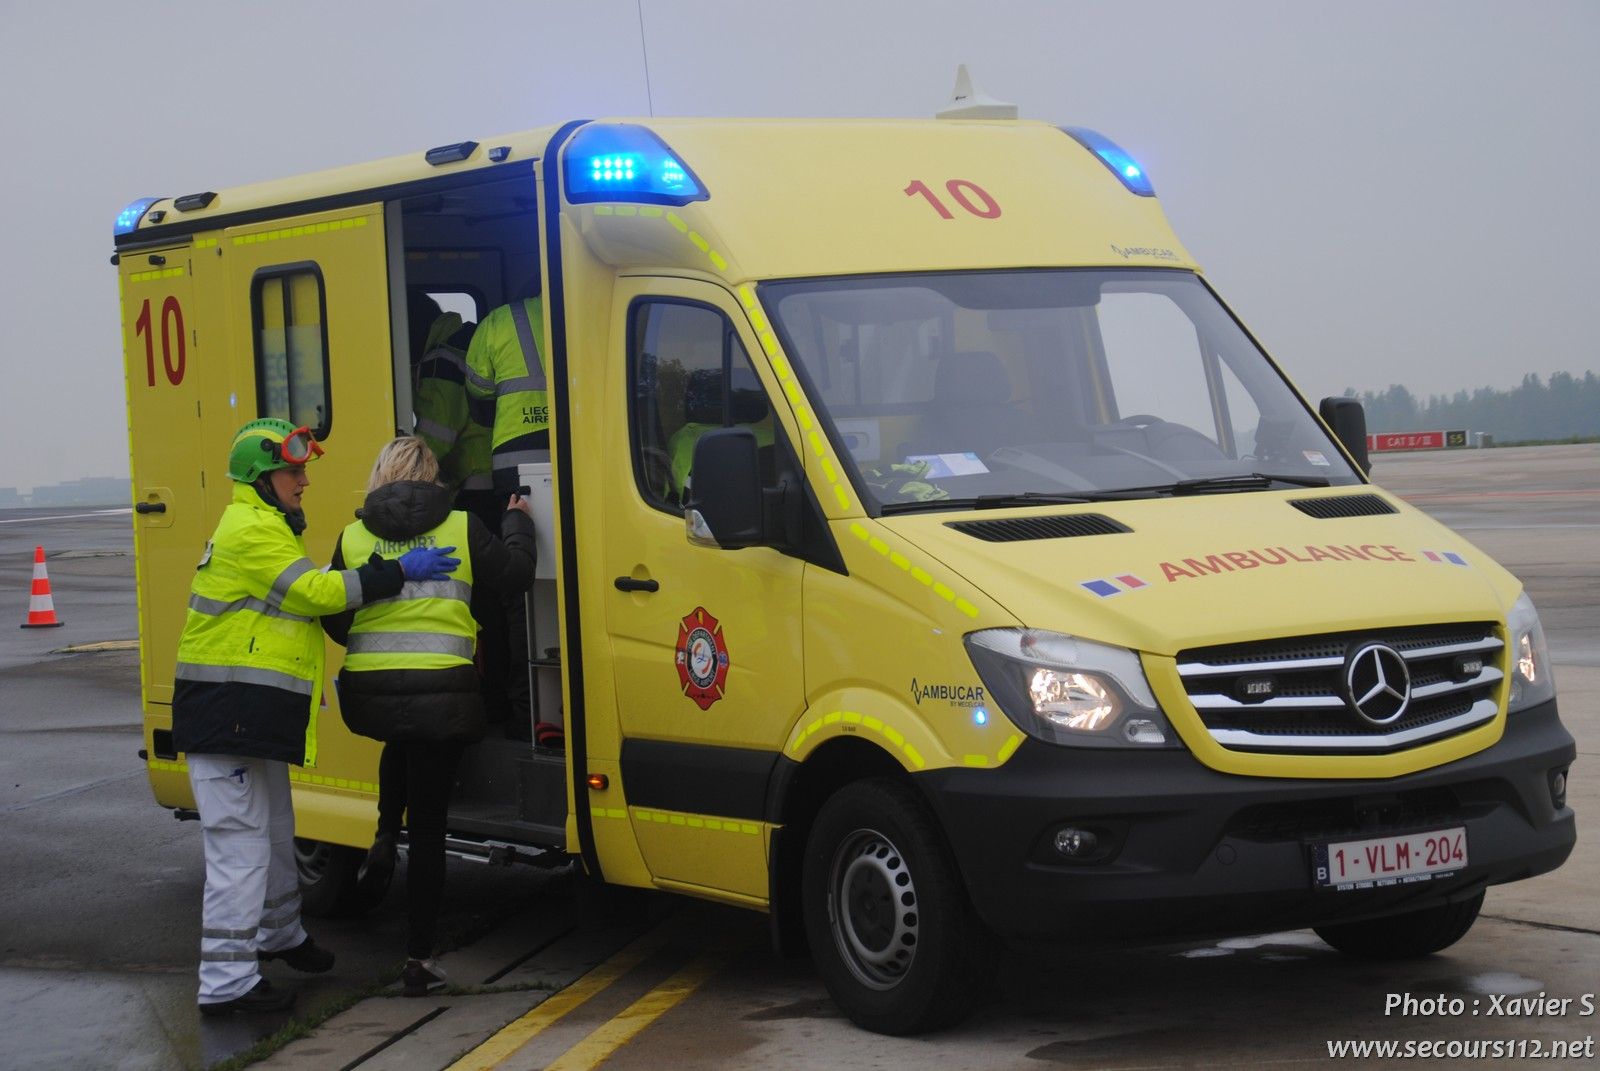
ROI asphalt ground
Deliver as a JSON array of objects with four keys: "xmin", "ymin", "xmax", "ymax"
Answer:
[{"xmin": 0, "ymin": 443, "xmax": 1595, "ymax": 1070}]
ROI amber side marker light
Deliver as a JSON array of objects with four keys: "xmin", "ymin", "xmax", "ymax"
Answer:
[{"xmin": 586, "ymin": 774, "xmax": 610, "ymax": 791}]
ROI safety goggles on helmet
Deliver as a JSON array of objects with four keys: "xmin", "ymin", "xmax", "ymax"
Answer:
[{"xmin": 269, "ymin": 426, "xmax": 325, "ymax": 465}]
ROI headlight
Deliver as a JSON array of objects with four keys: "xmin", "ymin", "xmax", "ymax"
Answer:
[
  {"xmin": 1507, "ymin": 592, "xmax": 1556, "ymax": 713},
  {"xmin": 964, "ymin": 628, "xmax": 1181, "ymax": 749}
]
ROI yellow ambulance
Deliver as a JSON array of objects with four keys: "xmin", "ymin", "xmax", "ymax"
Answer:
[{"xmin": 114, "ymin": 114, "xmax": 1576, "ymax": 1034}]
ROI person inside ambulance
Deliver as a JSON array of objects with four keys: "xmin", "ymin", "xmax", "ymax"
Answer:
[
  {"xmin": 172, "ymin": 419, "xmax": 458, "ymax": 1016},
  {"xmin": 321, "ymin": 435, "xmax": 536, "ymax": 996},
  {"xmin": 408, "ymin": 291, "xmax": 492, "ymax": 500},
  {"xmin": 463, "ymin": 278, "xmax": 548, "ymax": 740},
  {"xmin": 666, "ymin": 367, "xmax": 775, "ymax": 501}
]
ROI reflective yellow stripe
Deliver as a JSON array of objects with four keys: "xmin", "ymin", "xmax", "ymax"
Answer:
[
  {"xmin": 787, "ymin": 709, "xmax": 926, "ymax": 770},
  {"xmin": 847, "ymin": 521, "xmax": 982, "ymax": 619},
  {"xmin": 629, "ymin": 807, "xmax": 761, "ymax": 835},
  {"xmin": 128, "ymin": 266, "xmax": 187, "ymax": 283},
  {"xmin": 231, "ymin": 216, "xmax": 368, "ymax": 245}
]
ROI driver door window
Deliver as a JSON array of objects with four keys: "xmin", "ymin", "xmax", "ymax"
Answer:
[{"xmin": 628, "ymin": 300, "xmax": 776, "ymax": 511}]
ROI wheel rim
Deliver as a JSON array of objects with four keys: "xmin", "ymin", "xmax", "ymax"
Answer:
[
  {"xmin": 293, "ymin": 837, "xmax": 332, "ymax": 887},
  {"xmin": 827, "ymin": 827, "xmax": 920, "ymax": 990}
]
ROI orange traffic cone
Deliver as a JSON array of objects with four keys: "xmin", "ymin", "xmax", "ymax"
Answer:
[{"xmin": 20, "ymin": 545, "xmax": 64, "ymax": 629}]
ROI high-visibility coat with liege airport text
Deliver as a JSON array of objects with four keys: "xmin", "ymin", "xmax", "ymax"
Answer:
[
  {"xmin": 339, "ymin": 510, "xmax": 476, "ymax": 672},
  {"xmin": 464, "ymin": 297, "xmax": 549, "ymax": 477},
  {"xmin": 172, "ymin": 481, "xmax": 394, "ymax": 765}
]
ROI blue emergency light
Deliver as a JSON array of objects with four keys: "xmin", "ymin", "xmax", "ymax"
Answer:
[
  {"xmin": 115, "ymin": 196, "xmax": 162, "ymax": 236},
  {"xmin": 1060, "ymin": 127, "xmax": 1155, "ymax": 197},
  {"xmin": 563, "ymin": 123, "xmax": 707, "ymax": 206}
]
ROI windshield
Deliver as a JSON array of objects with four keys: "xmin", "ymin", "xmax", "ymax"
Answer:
[{"xmin": 762, "ymin": 269, "xmax": 1361, "ymax": 512}]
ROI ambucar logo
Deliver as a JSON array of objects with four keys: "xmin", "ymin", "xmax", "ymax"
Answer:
[
  {"xmin": 910, "ymin": 679, "xmax": 986, "ymax": 708},
  {"xmin": 1343, "ymin": 643, "xmax": 1411, "ymax": 726}
]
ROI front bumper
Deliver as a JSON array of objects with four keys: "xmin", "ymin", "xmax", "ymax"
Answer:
[{"xmin": 917, "ymin": 699, "xmax": 1575, "ymax": 943}]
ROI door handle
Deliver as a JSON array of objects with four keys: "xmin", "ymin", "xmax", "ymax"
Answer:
[
  {"xmin": 613, "ymin": 576, "xmax": 659, "ymax": 593},
  {"xmin": 135, "ymin": 501, "xmax": 168, "ymax": 515}
]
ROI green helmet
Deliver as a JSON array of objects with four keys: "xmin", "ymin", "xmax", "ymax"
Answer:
[{"xmin": 227, "ymin": 419, "xmax": 324, "ymax": 483}]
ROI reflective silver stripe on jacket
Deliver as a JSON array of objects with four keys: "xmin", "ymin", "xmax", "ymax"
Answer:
[
  {"xmin": 464, "ymin": 364, "xmax": 495, "ymax": 393},
  {"xmin": 365, "ymin": 579, "xmax": 471, "ymax": 606},
  {"xmin": 268, "ymin": 558, "xmax": 316, "ymax": 608},
  {"xmin": 415, "ymin": 416, "xmax": 458, "ymax": 445},
  {"xmin": 345, "ymin": 632, "xmax": 476, "ymax": 660},
  {"xmin": 509, "ymin": 301, "xmax": 547, "ymax": 389},
  {"xmin": 495, "ymin": 374, "xmax": 547, "ymax": 397},
  {"xmin": 339, "ymin": 568, "xmax": 361, "ymax": 609},
  {"xmin": 175, "ymin": 662, "xmax": 315, "ymax": 695},
  {"xmin": 188, "ymin": 593, "xmax": 311, "ymax": 624},
  {"xmin": 420, "ymin": 347, "xmax": 468, "ymax": 374}
]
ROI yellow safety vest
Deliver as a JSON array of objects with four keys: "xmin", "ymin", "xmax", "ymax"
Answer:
[
  {"xmin": 464, "ymin": 298, "xmax": 549, "ymax": 474},
  {"xmin": 414, "ymin": 313, "xmax": 492, "ymax": 493},
  {"xmin": 339, "ymin": 511, "xmax": 475, "ymax": 672},
  {"xmin": 175, "ymin": 481, "xmax": 365, "ymax": 764}
]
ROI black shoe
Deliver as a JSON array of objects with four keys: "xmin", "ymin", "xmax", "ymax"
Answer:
[
  {"xmin": 199, "ymin": 978, "xmax": 295, "ymax": 1016},
  {"xmin": 402, "ymin": 958, "xmax": 448, "ymax": 997},
  {"xmin": 259, "ymin": 936, "xmax": 335, "ymax": 974},
  {"xmin": 358, "ymin": 832, "xmax": 397, "ymax": 892}
]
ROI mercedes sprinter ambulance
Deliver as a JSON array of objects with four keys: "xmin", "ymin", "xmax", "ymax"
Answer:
[{"xmin": 114, "ymin": 114, "xmax": 1576, "ymax": 1034}]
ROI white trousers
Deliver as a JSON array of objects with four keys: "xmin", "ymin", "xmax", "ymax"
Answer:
[{"xmin": 188, "ymin": 754, "xmax": 308, "ymax": 1003}]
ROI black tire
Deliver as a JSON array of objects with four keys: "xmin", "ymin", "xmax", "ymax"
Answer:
[
  {"xmin": 1314, "ymin": 890, "xmax": 1485, "ymax": 959},
  {"xmin": 294, "ymin": 838, "xmax": 389, "ymax": 918},
  {"xmin": 801, "ymin": 778, "xmax": 994, "ymax": 1036}
]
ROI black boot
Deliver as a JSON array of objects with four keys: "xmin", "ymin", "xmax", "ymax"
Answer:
[
  {"xmin": 199, "ymin": 978, "xmax": 295, "ymax": 1016},
  {"xmin": 259, "ymin": 935, "xmax": 335, "ymax": 974}
]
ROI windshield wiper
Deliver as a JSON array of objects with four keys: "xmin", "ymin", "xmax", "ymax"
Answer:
[{"xmin": 1162, "ymin": 472, "xmax": 1331, "ymax": 495}]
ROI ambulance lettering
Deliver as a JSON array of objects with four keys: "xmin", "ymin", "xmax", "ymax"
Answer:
[
  {"xmin": 675, "ymin": 607, "xmax": 730, "ymax": 710},
  {"xmin": 1159, "ymin": 544, "xmax": 1415, "ymax": 581}
]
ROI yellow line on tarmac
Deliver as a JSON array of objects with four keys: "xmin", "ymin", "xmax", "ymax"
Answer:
[
  {"xmin": 445, "ymin": 923, "xmax": 673, "ymax": 1071},
  {"xmin": 542, "ymin": 935, "xmax": 746, "ymax": 1071}
]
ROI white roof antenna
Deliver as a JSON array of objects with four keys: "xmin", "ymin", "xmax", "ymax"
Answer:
[{"xmin": 936, "ymin": 65, "xmax": 1018, "ymax": 120}]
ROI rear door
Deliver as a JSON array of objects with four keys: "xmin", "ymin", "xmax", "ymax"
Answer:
[{"xmin": 121, "ymin": 244, "xmax": 205, "ymax": 708}]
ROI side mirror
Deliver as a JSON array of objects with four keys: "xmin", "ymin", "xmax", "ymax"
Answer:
[
  {"xmin": 1318, "ymin": 396, "xmax": 1371, "ymax": 475},
  {"xmin": 685, "ymin": 428, "xmax": 764, "ymax": 548}
]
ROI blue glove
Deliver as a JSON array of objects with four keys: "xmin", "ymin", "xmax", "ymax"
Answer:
[{"xmin": 398, "ymin": 545, "xmax": 460, "ymax": 582}]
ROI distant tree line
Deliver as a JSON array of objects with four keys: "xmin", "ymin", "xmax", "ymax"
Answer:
[{"xmin": 1343, "ymin": 372, "xmax": 1600, "ymax": 442}]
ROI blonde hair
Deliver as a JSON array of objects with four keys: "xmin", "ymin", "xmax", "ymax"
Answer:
[{"xmin": 367, "ymin": 436, "xmax": 440, "ymax": 492}]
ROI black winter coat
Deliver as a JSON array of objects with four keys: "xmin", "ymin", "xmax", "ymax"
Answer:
[{"xmin": 324, "ymin": 480, "xmax": 536, "ymax": 742}]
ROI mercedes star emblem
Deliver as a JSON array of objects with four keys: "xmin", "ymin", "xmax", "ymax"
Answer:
[{"xmin": 1343, "ymin": 642, "xmax": 1411, "ymax": 726}]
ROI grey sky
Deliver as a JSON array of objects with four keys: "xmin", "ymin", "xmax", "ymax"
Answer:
[{"xmin": 2, "ymin": 0, "xmax": 1594, "ymax": 490}]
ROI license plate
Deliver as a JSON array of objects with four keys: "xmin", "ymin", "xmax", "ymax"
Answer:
[{"xmin": 1312, "ymin": 827, "xmax": 1467, "ymax": 889}]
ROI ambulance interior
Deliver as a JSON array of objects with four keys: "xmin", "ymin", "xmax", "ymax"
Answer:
[{"xmin": 388, "ymin": 175, "xmax": 568, "ymax": 846}]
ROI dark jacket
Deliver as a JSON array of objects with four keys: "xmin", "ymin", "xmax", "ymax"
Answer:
[{"xmin": 324, "ymin": 480, "xmax": 536, "ymax": 742}]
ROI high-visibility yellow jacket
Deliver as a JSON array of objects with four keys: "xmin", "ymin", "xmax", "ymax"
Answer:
[
  {"xmin": 172, "ymin": 481, "xmax": 403, "ymax": 765},
  {"xmin": 464, "ymin": 297, "xmax": 549, "ymax": 481},
  {"xmin": 339, "ymin": 510, "xmax": 475, "ymax": 672},
  {"xmin": 414, "ymin": 313, "xmax": 492, "ymax": 494}
]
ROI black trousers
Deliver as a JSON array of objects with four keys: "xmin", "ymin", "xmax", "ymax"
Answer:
[
  {"xmin": 457, "ymin": 489, "xmax": 531, "ymax": 731},
  {"xmin": 376, "ymin": 740, "xmax": 464, "ymax": 959}
]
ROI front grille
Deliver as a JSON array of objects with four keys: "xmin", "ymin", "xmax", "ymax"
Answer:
[
  {"xmin": 1176, "ymin": 622, "xmax": 1502, "ymax": 754},
  {"xmin": 945, "ymin": 513, "xmax": 1130, "ymax": 542}
]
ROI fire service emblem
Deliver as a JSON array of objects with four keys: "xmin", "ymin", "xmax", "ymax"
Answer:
[{"xmin": 675, "ymin": 607, "xmax": 730, "ymax": 710}]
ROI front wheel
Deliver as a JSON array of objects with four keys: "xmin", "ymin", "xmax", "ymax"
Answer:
[
  {"xmin": 801, "ymin": 778, "xmax": 994, "ymax": 1035},
  {"xmin": 1314, "ymin": 890, "xmax": 1485, "ymax": 959},
  {"xmin": 293, "ymin": 838, "xmax": 388, "ymax": 918}
]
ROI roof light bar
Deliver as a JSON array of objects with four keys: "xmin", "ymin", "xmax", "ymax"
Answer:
[
  {"xmin": 563, "ymin": 123, "xmax": 707, "ymax": 206},
  {"xmin": 1061, "ymin": 127, "xmax": 1155, "ymax": 197},
  {"xmin": 114, "ymin": 197, "xmax": 162, "ymax": 236}
]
